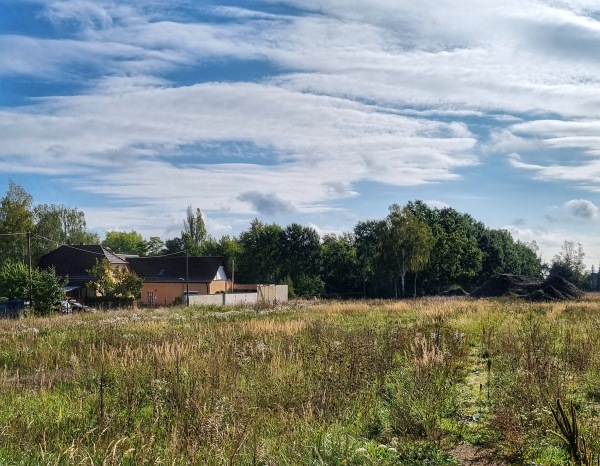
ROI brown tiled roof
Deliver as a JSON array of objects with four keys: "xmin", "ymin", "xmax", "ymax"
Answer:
[
  {"xmin": 38, "ymin": 245, "xmax": 128, "ymax": 285},
  {"xmin": 127, "ymin": 256, "xmax": 226, "ymax": 283}
]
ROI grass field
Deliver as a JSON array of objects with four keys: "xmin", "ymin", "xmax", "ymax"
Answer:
[{"xmin": 1, "ymin": 297, "xmax": 599, "ymax": 465}]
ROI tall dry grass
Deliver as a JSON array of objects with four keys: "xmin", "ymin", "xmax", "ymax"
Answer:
[{"xmin": 0, "ymin": 298, "xmax": 598, "ymax": 464}]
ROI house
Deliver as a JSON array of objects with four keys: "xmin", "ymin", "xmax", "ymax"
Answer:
[
  {"xmin": 39, "ymin": 246, "xmax": 231, "ymax": 306},
  {"xmin": 38, "ymin": 245, "xmax": 130, "ymax": 302},
  {"xmin": 127, "ymin": 255, "xmax": 230, "ymax": 306}
]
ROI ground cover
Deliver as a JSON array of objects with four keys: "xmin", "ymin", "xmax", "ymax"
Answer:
[{"xmin": 0, "ymin": 297, "xmax": 599, "ymax": 465}]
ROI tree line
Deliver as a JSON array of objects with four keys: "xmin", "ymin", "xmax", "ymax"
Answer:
[{"xmin": 0, "ymin": 180, "xmax": 595, "ymax": 307}]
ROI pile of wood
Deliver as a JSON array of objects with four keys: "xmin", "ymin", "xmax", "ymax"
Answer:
[{"xmin": 470, "ymin": 274, "xmax": 580, "ymax": 301}]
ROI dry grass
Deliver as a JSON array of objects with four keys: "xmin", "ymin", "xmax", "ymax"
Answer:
[{"xmin": 0, "ymin": 297, "xmax": 598, "ymax": 464}]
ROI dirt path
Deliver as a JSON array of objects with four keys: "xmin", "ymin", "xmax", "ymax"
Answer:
[{"xmin": 451, "ymin": 444, "xmax": 508, "ymax": 466}]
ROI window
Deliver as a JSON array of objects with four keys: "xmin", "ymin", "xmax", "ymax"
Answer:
[{"xmin": 147, "ymin": 291, "xmax": 155, "ymax": 306}]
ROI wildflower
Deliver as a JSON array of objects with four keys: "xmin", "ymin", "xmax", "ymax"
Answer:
[{"xmin": 355, "ymin": 447, "xmax": 368, "ymax": 456}]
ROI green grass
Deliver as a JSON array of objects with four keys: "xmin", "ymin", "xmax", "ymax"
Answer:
[{"xmin": 0, "ymin": 297, "xmax": 599, "ymax": 464}]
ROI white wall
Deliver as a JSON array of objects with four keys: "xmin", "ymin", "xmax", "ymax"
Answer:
[
  {"xmin": 224, "ymin": 293, "xmax": 258, "ymax": 305},
  {"xmin": 188, "ymin": 294, "xmax": 224, "ymax": 306},
  {"xmin": 187, "ymin": 285, "xmax": 288, "ymax": 307}
]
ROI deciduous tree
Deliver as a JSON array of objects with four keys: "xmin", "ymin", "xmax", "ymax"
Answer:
[
  {"xmin": 102, "ymin": 230, "xmax": 148, "ymax": 256},
  {"xmin": 182, "ymin": 205, "xmax": 207, "ymax": 255},
  {"xmin": 0, "ymin": 181, "xmax": 34, "ymax": 266},
  {"xmin": 87, "ymin": 259, "xmax": 143, "ymax": 299},
  {"xmin": 33, "ymin": 204, "xmax": 98, "ymax": 261},
  {"xmin": 549, "ymin": 240, "xmax": 587, "ymax": 288},
  {"xmin": 0, "ymin": 260, "xmax": 66, "ymax": 315},
  {"xmin": 381, "ymin": 204, "xmax": 433, "ymax": 298},
  {"xmin": 321, "ymin": 233, "xmax": 360, "ymax": 296}
]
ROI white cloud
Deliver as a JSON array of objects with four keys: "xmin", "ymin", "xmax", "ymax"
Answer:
[
  {"xmin": 3, "ymin": 0, "xmax": 600, "ymax": 268},
  {"xmin": 0, "ymin": 81, "xmax": 477, "ymax": 216},
  {"xmin": 545, "ymin": 199, "xmax": 599, "ymax": 222}
]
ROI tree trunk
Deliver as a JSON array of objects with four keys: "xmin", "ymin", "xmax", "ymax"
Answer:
[
  {"xmin": 413, "ymin": 272, "xmax": 418, "ymax": 298},
  {"xmin": 400, "ymin": 273, "xmax": 405, "ymax": 299}
]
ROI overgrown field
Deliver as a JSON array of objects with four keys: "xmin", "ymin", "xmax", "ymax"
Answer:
[{"xmin": 1, "ymin": 297, "xmax": 600, "ymax": 465}]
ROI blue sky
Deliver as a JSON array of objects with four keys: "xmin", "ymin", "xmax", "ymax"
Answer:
[{"xmin": 1, "ymin": 0, "xmax": 600, "ymax": 267}]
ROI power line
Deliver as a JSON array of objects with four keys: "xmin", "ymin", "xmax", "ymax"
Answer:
[{"xmin": 30, "ymin": 232, "xmax": 188, "ymax": 258}]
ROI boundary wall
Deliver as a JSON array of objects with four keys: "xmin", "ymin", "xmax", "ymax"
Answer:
[{"xmin": 188, "ymin": 285, "xmax": 288, "ymax": 307}]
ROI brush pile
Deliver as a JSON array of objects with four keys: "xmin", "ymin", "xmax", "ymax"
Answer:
[{"xmin": 470, "ymin": 274, "xmax": 580, "ymax": 301}]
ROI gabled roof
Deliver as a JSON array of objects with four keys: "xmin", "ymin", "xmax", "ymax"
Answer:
[
  {"xmin": 38, "ymin": 245, "xmax": 128, "ymax": 285},
  {"xmin": 127, "ymin": 256, "xmax": 227, "ymax": 283}
]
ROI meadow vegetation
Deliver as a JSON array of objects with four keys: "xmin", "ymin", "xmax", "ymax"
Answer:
[{"xmin": 0, "ymin": 296, "xmax": 599, "ymax": 465}]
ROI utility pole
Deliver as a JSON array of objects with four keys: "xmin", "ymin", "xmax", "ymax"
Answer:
[
  {"xmin": 186, "ymin": 250, "xmax": 189, "ymax": 307},
  {"xmin": 231, "ymin": 257, "xmax": 235, "ymax": 293},
  {"xmin": 27, "ymin": 231, "xmax": 32, "ymax": 308}
]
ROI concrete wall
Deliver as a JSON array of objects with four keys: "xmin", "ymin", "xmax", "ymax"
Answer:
[
  {"xmin": 189, "ymin": 294, "xmax": 225, "ymax": 306},
  {"xmin": 256, "ymin": 284, "xmax": 288, "ymax": 303},
  {"xmin": 224, "ymin": 293, "xmax": 258, "ymax": 305},
  {"xmin": 275, "ymin": 285, "xmax": 289, "ymax": 302},
  {"xmin": 187, "ymin": 285, "xmax": 288, "ymax": 307}
]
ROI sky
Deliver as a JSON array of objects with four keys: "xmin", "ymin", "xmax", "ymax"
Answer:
[{"xmin": 1, "ymin": 0, "xmax": 600, "ymax": 268}]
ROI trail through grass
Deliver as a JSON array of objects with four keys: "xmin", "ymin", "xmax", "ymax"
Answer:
[{"xmin": 0, "ymin": 298, "xmax": 599, "ymax": 464}]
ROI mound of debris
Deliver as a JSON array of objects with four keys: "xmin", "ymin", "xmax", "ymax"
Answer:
[
  {"xmin": 438, "ymin": 287, "xmax": 469, "ymax": 297},
  {"xmin": 470, "ymin": 274, "xmax": 581, "ymax": 301}
]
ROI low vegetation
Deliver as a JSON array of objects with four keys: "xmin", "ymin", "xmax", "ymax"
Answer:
[{"xmin": 0, "ymin": 296, "xmax": 599, "ymax": 464}]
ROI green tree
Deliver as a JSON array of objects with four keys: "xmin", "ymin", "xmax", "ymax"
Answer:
[
  {"xmin": 32, "ymin": 267, "xmax": 67, "ymax": 315},
  {"xmin": 32, "ymin": 204, "xmax": 98, "ymax": 261},
  {"xmin": 182, "ymin": 205, "xmax": 207, "ymax": 255},
  {"xmin": 406, "ymin": 201, "xmax": 483, "ymax": 293},
  {"xmin": 164, "ymin": 237, "xmax": 185, "ymax": 254},
  {"xmin": 513, "ymin": 240, "xmax": 545, "ymax": 278},
  {"xmin": 102, "ymin": 230, "xmax": 148, "ymax": 256},
  {"xmin": 281, "ymin": 223, "xmax": 323, "ymax": 297},
  {"xmin": 113, "ymin": 268, "xmax": 144, "ymax": 299},
  {"xmin": 237, "ymin": 219, "xmax": 283, "ymax": 284},
  {"xmin": 87, "ymin": 259, "xmax": 115, "ymax": 298},
  {"xmin": 199, "ymin": 235, "xmax": 242, "ymax": 277},
  {"xmin": 381, "ymin": 204, "xmax": 433, "ymax": 298},
  {"xmin": 0, "ymin": 260, "xmax": 30, "ymax": 300},
  {"xmin": 354, "ymin": 219, "xmax": 385, "ymax": 297},
  {"xmin": 87, "ymin": 259, "xmax": 143, "ymax": 299},
  {"xmin": 549, "ymin": 240, "xmax": 587, "ymax": 288},
  {"xmin": 320, "ymin": 233, "xmax": 360, "ymax": 296},
  {"xmin": 0, "ymin": 181, "xmax": 34, "ymax": 266},
  {"xmin": 146, "ymin": 236, "xmax": 165, "ymax": 256},
  {"xmin": 0, "ymin": 260, "xmax": 66, "ymax": 315}
]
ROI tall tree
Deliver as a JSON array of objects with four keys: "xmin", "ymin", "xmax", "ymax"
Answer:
[
  {"xmin": 146, "ymin": 236, "xmax": 165, "ymax": 256},
  {"xmin": 164, "ymin": 237, "xmax": 186, "ymax": 254},
  {"xmin": 354, "ymin": 219, "xmax": 385, "ymax": 297},
  {"xmin": 281, "ymin": 223, "xmax": 324, "ymax": 297},
  {"xmin": 32, "ymin": 204, "xmax": 98, "ymax": 261},
  {"xmin": 102, "ymin": 230, "xmax": 148, "ymax": 256},
  {"xmin": 321, "ymin": 233, "xmax": 361, "ymax": 296},
  {"xmin": 381, "ymin": 204, "xmax": 433, "ymax": 298},
  {"xmin": 182, "ymin": 205, "xmax": 207, "ymax": 255},
  {"xmin": 406, "ymin": 201, "xmax": 483, "ymax": 293},
  {"xmin": 0, "ymin": 181, "xmax": 34, "ymax": 266},
  {"xmin": 237, "ymin": 219, "xmax": 283, "ymax": 284},
  {"xmin": 549, "ymin": 240, "xmax": 587, "ymax": 288},
  {"xmin": 199, "ymin": 235, "xmax": 242, "ymax": 276}
]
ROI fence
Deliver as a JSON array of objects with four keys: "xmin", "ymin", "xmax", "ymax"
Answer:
[{"xmin": 188, "ymin": 285, "xmax": 288, "ymax": 307}]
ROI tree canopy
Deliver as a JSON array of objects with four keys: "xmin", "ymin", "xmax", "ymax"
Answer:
[{"xmin": 0, "ymin": 178, "xmax": 581, "ymax": 300}]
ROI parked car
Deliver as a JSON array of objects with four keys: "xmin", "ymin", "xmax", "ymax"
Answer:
[
  {"xmin": 56, "ymin": 301, "xmax": 71, "ymax": 314},
  {"xmin": 70, "ymin": 302, "xmax": 93, "ymax": 312},
  {"xmin": 0, "ymin": 300, "xmax": 29, "ymax": 318}
]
